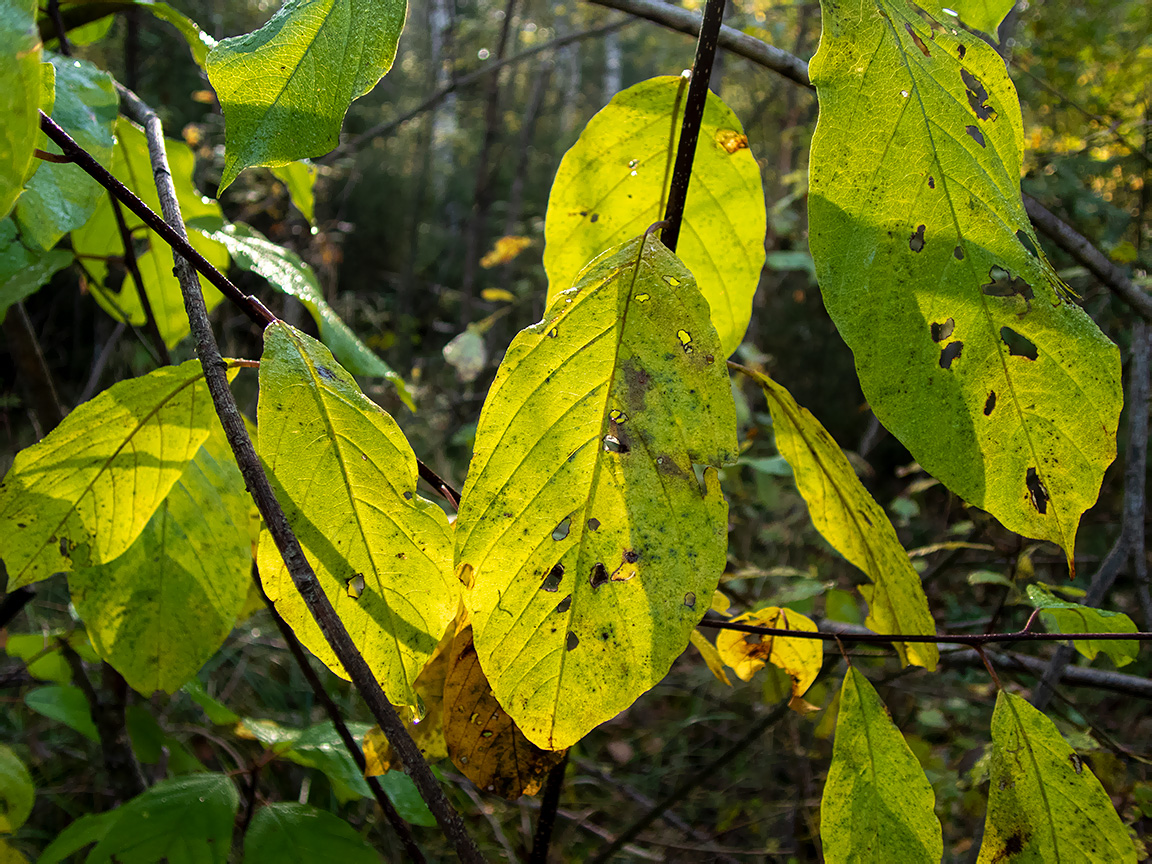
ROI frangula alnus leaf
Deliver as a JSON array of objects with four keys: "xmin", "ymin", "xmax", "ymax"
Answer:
[
  {"xmin": 1025, "ymin": 583, "xmax": 1139, "ymax": 668},
  {"xmin": 0, "ymin": 0, "xmax": 43, "ymax": 220},
  {"xmin": 455, "ymin": 233, "xmax": 738, "ymax": 750},
  {"xmin": 244, "ymin": 803, "xmax": 382, "ymax": 864},
  {"xmin": 808, "ymin": 0, "xmax": 1121, "ymax": 567},
  {"xmin": 715, "ymin": 606, "xmax": 821, "ymax": 701}
]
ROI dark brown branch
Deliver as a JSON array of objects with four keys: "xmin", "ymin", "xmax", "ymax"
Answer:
[
  {"xmin": 1127, "ymin": 320, "xmax": 1152, "ymax": 626},
  {"xmin": 661, "ymin": 0, "xmax": 726, "ymax": 252},
  {"xmin": 529, "ymin": 752, "xmax": 569, "ymax": 864},
  {"xmin": 121, "ymin": 93, "xmax": 484, "ymax": 863},
  {"xmin": 47, "ymin": 0, "xmax": 71, "ymax": 56},
  {"xmin": 110, "ymin": 195, "xmax": 171, "ymax": 365}
]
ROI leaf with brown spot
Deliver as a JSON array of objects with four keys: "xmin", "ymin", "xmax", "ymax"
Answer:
[{"xmin": 714, "ymin": 606, "xmax": 821, "ymax": 702}]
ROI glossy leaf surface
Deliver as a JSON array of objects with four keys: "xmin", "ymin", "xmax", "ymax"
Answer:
[
  {"xmin": 0, "ymin": 216, "xmax": 73, "ymax": 322},
  {"xmin": 821, "ymin": 667, "xmax": 943, "ymax": 863},
  {"xmin": 749, "ymin": 367, "xmax": 938, "ymax": 668},
  {"xmin": 245, "ymin": 803, "xmax": 381, "ymax": 864},
  {"xmin": 257, "ymin": 323, "xmax": 456, "ymax": 705},
  {"xmin": 545, "ymin": 76, "xmax": 765, "ymax": 357},
  {"xmin": 0, "ymin": 360, "xmax": 224, "ymax": 588},
  {"xmin": 1025, "ymin": 583, "xmax": 1139, "ymax": 667},
  {"xmin": 978, "ymin": 691, "xmax": 1135, "ymax": 863},
  {"xmin": 456, "ymin": 234, "xmax": 738, "ymax": 749},
  {"xmin": 808, "ymin": 0, "xmax": 1121, "ymax": 565},
  {"xmin": 206, "ymin": 0, "xmax": 407, "ymax": 191},
  {"xmin": 0, "ymin": 0, "xmax": 42, "ymax": 219}
]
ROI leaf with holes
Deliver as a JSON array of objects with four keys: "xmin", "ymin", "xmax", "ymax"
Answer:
[
  {"xmin": 821, "ymin": 667, "xmax": 943, "ymax": 864},
  {"xmin": 1025, "ymin": 584, "xmax": 1138, "ymax": 668},
  {"xmin": 441, "ymin": 625, "xmax": 566, "ymax": 799},
  {"xmin": 714, "ymin": 607, "xmax": 821, "ymax": 705},
  {"xmin": 748, "ymin": 367, "xmax": 938, "ymax": 668},
  {"xmin": 808, "ymin": 0, "xmax": 1121, "ymax": 568},
  {"xmin": 977, "ymin": 691, "xmax": 1135, "ymax": 863},
  {"xmin": 0, "ymin": 359, "xmax": 229, "ymax": 588},
  {"xmin": 256, "ymin": 323, "xmax": 456, "ymax": 706},
  {"xmin": 455, "ymin": 233, "xmax": 738, "ymax": 750},
  {"xmin": 924, "ymin": 0, "xmax": 1016, "ymax": 39},
  {"xmin": 0, "ymin": 0, "xmax": 43, "ymax": 220},
  {"xmin": 70, "ymin": 118, "xmax": 229, "ymax": 348},
  {"xmin": 206, "ymin": 0, "xmax": 407, "ymax": 192},
  {"xmin": 68, "ymin": 424, "xmax": 253, "ymax": 695},
  {"xmin": 544, "ymin": 75, "xmax": 765, "ymax": 357}
]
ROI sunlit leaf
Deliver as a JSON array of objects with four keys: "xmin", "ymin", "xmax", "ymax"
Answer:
[
  {"xmin": 1025, "ymin": 583, "xmax": 1139, "ymax": 667},
  {"xmin": 245, "ymin": 803, "xmax": 381, "ymax": 864},
  {"xmin": 68, "ymin": 425, "xmax": 253, "ymax": 695},
  {"xmin": 442, "ymin": 625, "xmax": 566, "ymax": 799},
  {"xmin": 455, "ymin": 233, "xmax": 738, "ymax": 749},
  {"xmin": 0, "ymin": 839, "xmax": 29, "ymax": 864},
  {"xmin": 0, "ymin": 745, "xmax": 34, "ymax": 833},
  {"xmin": 545, "ymin": 76, "xmax": 765, "ymax": 357},
  {"xmin": 715, "ymin": 606, "xmax": 821, "ymax": 702},
  {"xmin": 270, "ymin": 160, "xmax": 316, "ymax": 223},
  {"xmin": 0, "ymin": 216, "xmax": 73, "ymax": 322},
  {"xmin": 70, "ymin": 118, "xmax": 229, "ymax": 348},
  {"xmin": 206, "ymin": 0, "xmax": 407, "ymax": 191},
  {"xmin": 977, "ymin": 691, "xmax": 1135, "ymax": 863},
  {"xmin": 208, "ymin": 222, "xmax": 412, "ymax": 408},
  {"xmin": 747, "ymin": 367, "xmax": 938, "ymax": 668},
  {"xmin": 3, "ymin": 629, "xmax": 96, "ymax": 684},
  {"xmin": 925, "ymin": 0, "xmax": 1015, "ymax": 39},
  {"xmin": 0, "ymin": 360, "xmax": 229, "ymax": 588},
  {"xmin": 182, "ymin": 678, "xmax": 241, "ymax": 725},
  {"xmin": 689, "ymin": 629, "xmax": 731, "ymax": 686},
  {"xmin": 0, "ymin": 0, "xmax": 43, "ymax": 220},
  {"xmin": 256, "ymin": 323, "xmax": 456, "ymax": 706},
  {"xmin": 14, "ymin": 52, "xmax": 117, "ymax": 250},
  {"xmin": 480, "ymin": 235, "xmax": 532, "ymax": 268},
  {"xmin": 821, "ymin": 667, "xmax": 943, "ymax": 863},
  {"xmin": 136, "ymin": 1, "xmax": 217, "ymax": 67},
  {"xmin": 808, "ymin": 0, "xmax": 1122, "ymax": 567}
]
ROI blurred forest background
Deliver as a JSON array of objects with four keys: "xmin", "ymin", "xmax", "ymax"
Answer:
[{"xmin": 3, "ymin": 0, "xmax": 1151, "ymax": 860}]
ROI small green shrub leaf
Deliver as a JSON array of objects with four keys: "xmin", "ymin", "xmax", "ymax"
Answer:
[
  {"xmin": 808, "ymin": 0, "xmax": 1122, "ymax": 567},
  {"xmin": 270, "ymin": 161, "xmax": 316, "ymax": 223},
  {"xmin": 821, "ymin": 668, "xmax": 942, "ymax": 863},
  {"xmin": 257, "ymin": 323, "xmax": 456, "ymax": 706},
  {"xmin": 36, "ymin": 810, "xmax": 118, "ymax": 864},
  {"xmin": 456, "ymin": 234, "xmax": 738, "ymax": 750},
  {"xmin": 245, "ymin": 803, "xmax": 381, "ymax": 864},
  {"xmin": 978, "ymin": 691, "xmax": 1135, "ymax": 863},
  {"xmin": 544, "ymin": 76, "xmax": 765, "ymax": 357},
  {"xmin": 0, "ymin": 744, "xmax": 34, "ymax": 833},
  {"xmin": 924, "ymin": 0, "xmax": 1016, "ymax": 38},
  {"xmin": 206, "ymin": 0, "xmax": 407, "ymax": 191},
  {"xmin": 23, "ymin": 685, "xmax": 98, "ymax": 741},
  {"xmin": 746, "ymin": 367, "xmax": 938, "ymax": 668},
  {"xmin": 0, "ymin": 360, "xmax": 229, "ymax": 588},
  {"xmin": 0, "ymin": 216, "xmax": 73, "ymax": 323},
  {"xmin": 1025, "ymin": 583, "xmax": 1139, "ymax": 667},
  {"xmin": 0, "ymin": 0, "xmax": 43, "ymax": 220}
]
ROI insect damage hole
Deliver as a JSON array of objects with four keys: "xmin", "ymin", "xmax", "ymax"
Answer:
[
  {"xmin": 1026, "ymin": 467, "xmax": 1050, "ymax": 514},
  {"xmin": 960, "ymin": 68, "xmax": 996, "ymax": 120},
  {"xmin": 603, "ymin": 434, "xmax": 630, "ymax": 454},
  {"xmin": 541, "ymin": 563, "xmax": 564, "ymax": 592},
  {"xmin": 939, "ymin": 341, "xmax": 964, "ymax": 369},
  {"xmin": 1000, "ymin": 326, "xmax": 1038, "ymax": 360},
  {"xmin": 677, "ymin": 330, "xmax": 694, "ymax": 353},
  {"xmin": 345, "ymin": 574, "xmax": 365, "ymax": 599},
  {"xmin": 982, "ymin": 266, "xmax": 1033, "ymax": 302},
  {"xmin": 683, "ymin": 592, "xmax": 696, "ymax": 608},
  {"xmin": 909, "ymin": 224, "xmax": 926, "ymax": 252},
  {"xmin": 965, "ymin": 125, "xmax": 985, "ymax": 147},
  {"xmin": 904, "ymin": 22, "xmax": 931, "ymax": 55},
  {"xmin": 984, "ymin": 390, "xmax": 996, "ymax": 415},
  {"xmin": 551, "ymin": 518, "xmax": 571, "ymax": 541},
  {"xmin": 566, "ymin": 632, "xmax": 579, "ymax": 651},
  {"xmin": 930, "ymin": 317, "xmax": 955, "ymax": 342},
  {"xmin": 590, "ymin": 563, "xmax": 609, "ymax": 589}
]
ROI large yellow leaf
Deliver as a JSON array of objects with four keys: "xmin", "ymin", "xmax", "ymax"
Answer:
[{"xmin": 715, "ymin": 606, "xmax": 821, "ymax": 701}]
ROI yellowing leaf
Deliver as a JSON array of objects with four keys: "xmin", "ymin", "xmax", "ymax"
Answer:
[
  {"xmin": 1025, "ymin": 584, "xmax": 1139, "ymax": 668},
  {"xmin": 455, "ymin": 233, "xmax": 737, "ymax": 750},
  {"xmin": 689, "ymin": 629, "xmax": 731, "ymax": 686},
  {"xmin": 0, "ymin": 744, "xmax": 34, "ymax": 833},
  {"xmin": 256, "ymin": 323, "xmax": 457, "ymax": 706},
  {"xmin": 0, "ymin": 0, "xmax": 43, "ymax": 221},
  {"xmin": 480, "ymin": 235, "xmax": 533, "ymax": 268},
  {"xmin": 977, "ymin": 691, "xmax": 1135, "ymax": 863},
  {"xmin": 715, "ymin": 606, "xmax": 820, "ymax": 699},
  {"xmin": 821, "ymin": 667, "xmax": 943, "ymax": 863},
  {"xmin": 808, "ymin": 0, "xmax": 1121, "ymax": 567},
  {"xmin": 923, "ymin": 0, "xmax": 1016, "ymax": 39},
  {"xmin": 481, "ymin": 288, "xmax": 517, "ymax": 303},
  {"xmin": 745, "ymin": 367, "xmax": 938, "ymax": 669},
  {"xmin": 544, "ymin": 76, "xmax": 765, "ymax": 357},
  {"xmin": 0, "ymin": 360, "xmax": 227, "ymax": 588},
  {"xmin": 442, "ymin": 626, "xmax": 566, "ymax": 799}
]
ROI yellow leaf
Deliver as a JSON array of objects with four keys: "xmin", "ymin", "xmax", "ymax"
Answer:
[
  {"xmin": 710, "ymin": 590, "xmax": 731, "ymax": 614},
  {"xmin": 480, "ymin": 288, "xmax": 517, "ymax": 303},
  {"xmin": 689, "ymin": 630, "xmax": 732, "ymax": 686},
  {"xmin": 480, "ymin": 235, "xmax": 532, "ymax": 268},
  {"xmin": 715, "ymin": 607, "xmax": 821, "ymax": 699}
]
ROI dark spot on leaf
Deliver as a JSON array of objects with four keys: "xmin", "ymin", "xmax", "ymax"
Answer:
[
  {"xmin": 982, "ymin": 266, "xmax": 1033, "ymax": 302},
  {"xmin": 1003, "ymin": 832, "xmax": 1024, "ymax": 855},
  {"xmin": 590, "ymin": 563, "xmax": 609, "ymax": 588},
  {"xmin": 909, "ymin": 224, "xmax": 926, "ymax": 252},
  {"xmin": 684, "ymin": 592, "xmax": 696, "ymax": 608},
  {"xmin": 960, "ymin": 68, "xmax": 996, "ymax": 120},
  {"xmin": 317, "ymin": 366, "xmax": 338, "ymax": 381},
  {"xmin": 1016, "ymin": 229, "xmax": 1040, "ymax": 258},
  {"xmin": 904, "ymin": 22, "xmax": 931, "ymax": 56},
  {"xmin": 705, "ymin": 354, "xmax": 715, "ymax": 364},
  {"xmin": 1000, "ymin": 326, "xmax": 1038, "ymax": 360},
  {"xmin": 927, "ymin": 175, "xmax": 935, "ymax": 189},
  {"xmin": 957, "ymin": 44, "xmax": 966, "ymax": 59},
  {"xmin": 589, "ymin": 213, "xmax": 599, "ymax": 222},
  {"xmin": 1069, "ymin": 753, "xmax": 1083, "ymax": 773},
  {"xmin": 1026, "ymin": 468, "xmax": 1049, "ymax": 514},
  {"xmin": 623, "ymin": 550, "xmax": 640, "ymax": 563},
  {"xmin": 587, "ymin": 518, "xmax": 600, "ymax": 531},
  {"xmin": 542, "ymin": 563, "xmax": 564, "ymax": 592},
  {"xmin": 566, "ymin": 632, "xmax": 579, "ymax": 650},
  {"xmin": 603, "ymin": 434, "xmax": 629, "ymax": 454},
  {"xmin": 984, "ymin": 391, "xmax": 997, "ymax": 415},
  {"xmin": 556, "ymin": 595, "xmax": 572, "ymax": 613},
  {"xmin": 403, "ymin": 491, "xmax": 413, "ymax": 500},
  {"xmin": 939, "ymin": 341, "xmax": 963, "ymax": 369},
  {"xmin": 930, "ymin": 317, "xmax": 955, "ymax": 342},
  {"xmin": 965, "ymin": 125, "xmax": 985, "ymax": 147},
  {"xmin": 552, "ymin": 518, "xmax": 571, "ymax": 541},
  {"xmin": 346, "ymin": 574, "xmax": 365, "ymax": 599},
  {"xmin": 954, "ymin": 245, "xmax": 965, "ymax": 260}
]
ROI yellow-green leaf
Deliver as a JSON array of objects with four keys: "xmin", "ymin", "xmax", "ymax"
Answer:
[
  {"xmin": 1025, "ymin": 583, "xmax": 1139, "ymax": 668},
  {"xmin": 270, "ymin": 160, "xmax": 316, "ymax": 223},
  {"xmin": 455, "ymin": 233, "xmax": 738, "ymax": 750},
  {"xmin": 715, "ymin": 606, "xmax": 820, "ymax": 696},
  {"xmin": 924, "ymin": 0, "xmax": 1015, "ymax": 39},
  {"xmin": 689, "ymin": 629, "xmax": 731, "ymax": 686},
  {"xmin": 977, "ymin": 691, "xmax": 1136, "ymax": 863},
  {"xmin": 0, "ymin": 0, "xmax": 43, "ymax": 220},
  {"xmin": 256, "ymin": 323, "xmax": 456, "ymax": 706},
  {"xmin": 69, "ymin": 425, "xmax": 253, "ymax": 695},
  {"xmin": 745, "ymin": 367, "xmax": 938, "ymax": 669},
  {"xmin": 808, "ymin": 0, "xmax": 1121, "ymax": 567},
  {"xmin": 70, "ymin": 118, "xmax": 229, "ymax": 348},
  {"xmin": 821, "ymin": 667, "xmax": 943, "ymax": 863},
  {"xmin": 544, "ymin": 76, "xmax": 765, "ymax": 357},
  {"xmin": 0, "ymin": 359, "xmax": 226, "ymax": 588},
  {"xmin": 0, "ymin": 744, "xmax": 34, "ymax": 834}
]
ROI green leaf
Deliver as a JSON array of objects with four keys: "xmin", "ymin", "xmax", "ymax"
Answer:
[
  {"xmin": 0, "ymin": 744, "xmax": 34, "ymax": 833},
  {"xmin": 182, "ymin": 678, "xmax": 241, "ymax": 725},
  {"xmin": 283, "ymin": 722, "xmax": 372, "ymax": 803},
  {"xmin": 977, "ymin": 691, "xmax": 1136, "ymax": 863},
  {"xmin": 244, "ymin": 803, "xmax": 381, "ymax": 864},
  {"xmin": 544, "ymin": 76, "xmax": 765, "ymax": 357},
  {"xmin": 86, "ymin": 774, "xmax": 239, "ymax": 864},
  {"xmin": 4, "ymin": 632, "xmax": 74, "ymax": 684},
  {"xmin": 821, "ymin": 668, "xmax": 943, "ymax": 863},
  {"xmin": 68, "ymin": 424, "xmax": 253, "ymax": 695},
  {"xmin": 256, "ymin": 323, "xmax": 456, "ymax": 706},
  {"xmin": 70, "ymin": 118, "xmax": 230, "ymax": 349},
  {"xmin": 207, "ymin": 222, "xmax": 412, "ymax": 408},
  {"xmin": 61, "ymin": 11, "xmax": 114, "ymax": 47},
  {"xmin": 270, "ymin": 161, "xmax": 316, "ymax": 223},
  {"xmin": 206, "ymin": 0, "xmax": 407, "ymax": 191},
  {"xmin": 1025, "ymin": 583, "xmax": 1139, "ymax": 667},
  {"xmin": 808, "ymin": 0, "xmax": 1122, "ymax": 567},
  {"xmin": 0, "ymin": 359, "xmax": 227, "ymax": 588},
  {"xmin": 36, "ymin": 810, "xmax": 118, "ymax": 864},
  {"xmin": 136, "ymin": 1, "xmax": 217, "ymax": 68},
  {"xmin": 0, "ymin": 0, "xmax": 43, "ymax": 220},
  {"xmin": 747, "ymin": 367, "xmax": 938, "ymax": 668},
  {"xmin": 14, "ymin": 53, "xmax": 117, "ymax": 251},
  {"xmin": 455, "ymin": 233, "xmax": 738, "ymax": 749},
  {"xmin": 377, "ymin": 771, "xmax": 435, "ymax": 827},
  {"xmin": 924, "ymin": 0, "xmax": 1016, "ymax": 39},
  {"xmin": 0, "ymin": 217, "xmax": 73, "ymax": 323},
  {"xmin": 23, "ymin": 685, "xmax": 98, "ymax": 741},
  {"xmin": 125, "ymin": 704, "xmax": 205, "ymax": 772}
]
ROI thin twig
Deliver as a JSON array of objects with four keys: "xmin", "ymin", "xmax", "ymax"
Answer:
[
  {"xmin": 77, "ymin": 321, "xmax": 127, "ymax": 404},
  {"xmin": 529, "ymin": 752, "xmax": 569, "ymax": 864},
  {"xmin": 1127, "ymin": 320, "xmax": 1152, "ymax": 626},
  {"xmin": 110, "ymin": 195, "xmax": 171, "ymax": 365},
  {"xmin": 3, "ymin": 303, "xmax": 65, "ymax": 434},
  {"xmin": 47, "ymin": 0, "xmax": 71, "ymax": 56}
]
